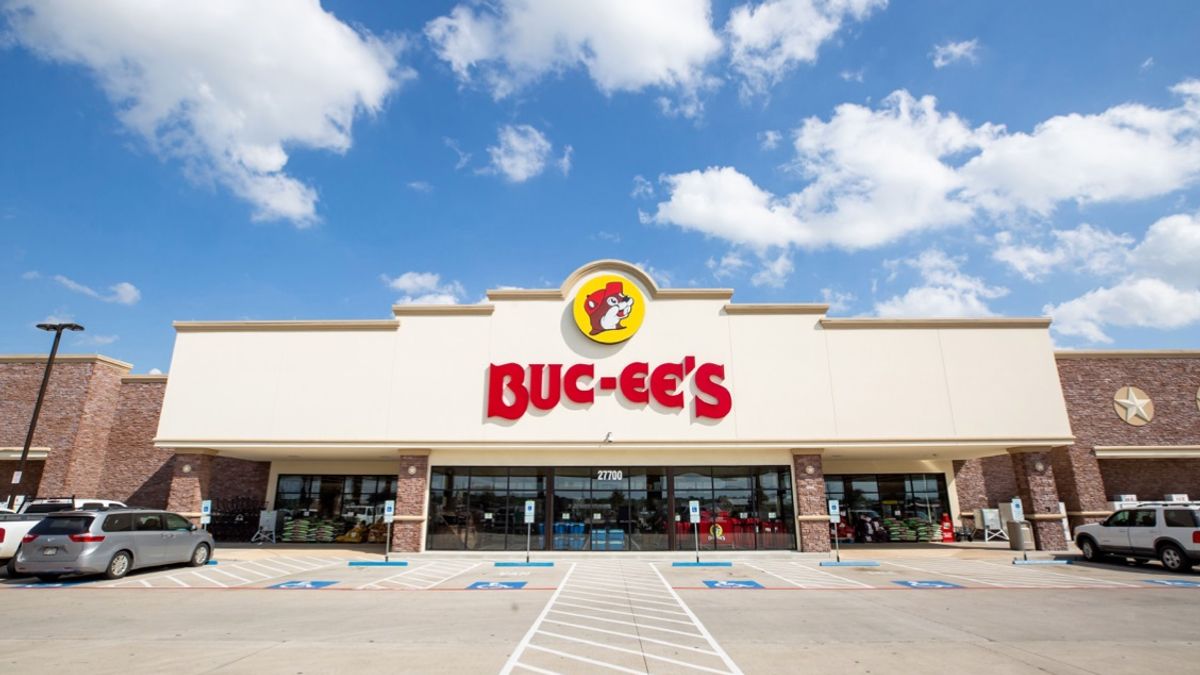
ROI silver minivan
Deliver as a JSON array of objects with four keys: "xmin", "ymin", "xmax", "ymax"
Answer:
[{"xmin": 14, "ymin": 509, "xmax": 215, "ymax": 582}]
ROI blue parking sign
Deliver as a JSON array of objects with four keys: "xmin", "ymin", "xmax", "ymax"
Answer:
[
  {"xmin": 893, "ymin": 580, "xmax": 962, "ymax": 589},
  {"xmin": 268, "ymin": 580, "xmax": 338, "ymax": 590},
  {"xmin": 468, "ymin": 581, "xmax": 526, "ymax": 590},
  {"xmin": 703, "ymin": 580, "xmax": 763, "ymax": 589}
]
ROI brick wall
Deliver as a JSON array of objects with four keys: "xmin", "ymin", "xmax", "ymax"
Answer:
[
  {"xmin": 390, "ymin": 454, "xmax": 428, "ymax": 553},
  {"xmin": 1098, "ymin": 458, "xmax": 1200, "ymax": 501},
  {"xmin": 98, "ymin": 378, "xmax": 173, "ymax": 506},
  {"xmin": 0, "ymin": 459, "xmax": 45, "ymax": 504},
  {"xmin": 1056, "ymin": 356, "xmax": 1200, "ymax": 524},
  {"xmin": 0, "ymin": 357, "xmax": 131, "ymax": 498},
  {"xmin": 792, "ymin": 454, "xmax": 831, "ymax": 553},
  {"xmin": 953, "ymin": 455, "xmax": 1021, "ymax": 521},
  {"xmin": 209, "ymin": 457, "xmax": 270, "ymax": 506}
]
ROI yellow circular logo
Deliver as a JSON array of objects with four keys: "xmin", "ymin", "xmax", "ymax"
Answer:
[{"xmin": 572, "ymin": 274, "xmax": 644, "ymax": 344}]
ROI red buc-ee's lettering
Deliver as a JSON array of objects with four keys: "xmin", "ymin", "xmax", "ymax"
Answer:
[{"xmin": 486, "ymin": 357, "xmax": 731, "ymax": 420}]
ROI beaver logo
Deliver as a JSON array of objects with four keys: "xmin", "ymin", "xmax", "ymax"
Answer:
[
  {"xmin": 585, "ymin": 281, "xmax": 634, "ymax": 335},
  {"xmin": 572, "ymin": 274, "xmax": 645, "ymax": 344}
]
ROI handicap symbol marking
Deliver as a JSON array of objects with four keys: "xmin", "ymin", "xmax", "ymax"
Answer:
[
  {"xmin": 468, "ymin": 581, "xmax": 527, "ymax": 590},
  {"xmin": 17, "ymin": 581, "xmax": 87, "ymax": 589},
  {"xmin": 268, "ymin": 580, "xmax": 339, "ymax": 590},
  {"xmin": 893, "ymin": 580, "xmax": 963, "ymax": 589},
  {"xmin": 1145, "ymin": 579, "xmax": 1200, "ymax": 588},
  {"xmin": 703, "ymin": 579, "xmax": 763, "ymax": 589}
]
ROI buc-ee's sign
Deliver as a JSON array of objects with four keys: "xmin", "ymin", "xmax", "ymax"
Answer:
[{"xmin": 486, "ymin": 273, "xmax": 733, "ymax": 420}]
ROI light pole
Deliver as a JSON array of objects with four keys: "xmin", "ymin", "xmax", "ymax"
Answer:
[{"xmin": 10, "ymin": 322, "xmax": 84, "ymax": 506}]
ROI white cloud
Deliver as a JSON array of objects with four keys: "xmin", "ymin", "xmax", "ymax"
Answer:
[
  {"xmin": 931, "ymin": 39, "xmax": 979, "ymax": 68},
  {"xmin": 758, "ymin": 129, "xmax": 782, "ymax": 150},
  {"xmin": 820, "ymin": 287, "xmax": 855, "ymax": 312},
  {"xmin": 426, "ymin": 0, "xmax": 721, "ymax": 116},
  {"xmin": 21, "ymin": 271, "xmax": 40, "ymax": 280},
  {"xmin": 649, "ymin": 82, "xmax": 1200, "ymax": 254},
  {"xmin": 1046, "ymin": 278, "xmax": 1200, "ymax": 344},
  {"xmin": 486, "ymin": 124, "xmax": 555, "ymax": 182},
  {"xmin": 728, "ymin": 0, "xmax": 886, "ymax": 97},
  {"xmin": 636, "ymin": 261, "xmax": 672, "ymax": 287},
  {"xmin": 40, "ymin": 312, "xmax": 74, "ymax": 325},
  {"xmin": 876, "ymin": 250, "xmax": 1007, "ymax": 317},
  {"xmin": 148, "ymin": 368, "xmax": 164, "ymax": 375},
  {"xmin": 381, "ymin": 271, "xmax": 466, "ymax": 305},
  {"xmin": 4, "ymin": 1, "xmax": 412, "ymax": 226},
  {"xmin": 1140, "ymin": 57, "xmax": 1155, "ymax": 72},
  {"xmin": 53, "ymin": 275, "xmax": 140, "ymax": 305},
  {"xmin": 1044, "ymin": 213, "xmax": 1200, "ymax": 343},
  {"xmin": 750, "ymin": 252, "xmax": 794, "ymax": 287},
  {"xmin": 77, "ymin": 334, "xmax": 119, "ymax": 347},
  {"xmin": 444, "ymin": 137, "xmax": 472, "ymax": 169},
  {"xmin": 706, "ymin": 251, "xmax": 749, "ymax": 280},
  {"xmin": 557, "ymin": 145, "xmax": 574, "ymax": 176},
  {"xmin": 993, "ymin": 224, "xmax": 1134, "ymax": 281},
  {"xmin": 406, "ymin": 181, "xmax": 433, "ymax": 193},
  {"xmin": 630, "ymin": 175, "xmax": 655, "ymax": 199},
  {"xmin": 839, "ymin": 68, "xmax": 864, "ymax": 83}
]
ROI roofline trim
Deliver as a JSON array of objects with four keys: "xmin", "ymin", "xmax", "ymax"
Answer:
[
  {"xmin": 175, "ymin": 320, "xmax": 400, "ymax": 332},
  {"xmin": 820, "ymin": 317, "xmax": 1052, "ymax": 329},
  {"xmin": 0, "ymin": 354, "xmax": 133, "ymax": 369}
]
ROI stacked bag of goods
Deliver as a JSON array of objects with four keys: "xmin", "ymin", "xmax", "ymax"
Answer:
[
  {"xmin": 335, "ymin": 523, "xmax": 366, "ymax": 544},
  {"xmin": 366, "ymin": 521, "xmax": 389, "ymax": 544},
  {"xmin": 281, "ymin": 518, "xmax": 313, "ymax": 542},
  {"xmin": 882, "ymin": 517, "xmax": 938, "ymax": 542},
  {"xmin": 313, "ymin": 520, "xmax": 341, "ymax": 543}
]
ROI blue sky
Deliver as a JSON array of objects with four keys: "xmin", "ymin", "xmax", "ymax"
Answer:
[{"xmin": 2, "ymin": 1, "xmax": 1199, "ymax": 373}]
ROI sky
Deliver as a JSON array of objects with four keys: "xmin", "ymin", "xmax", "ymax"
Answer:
[{"xmin": 1, "ymin": 1, "xmax": 1199, "ymax": 374}]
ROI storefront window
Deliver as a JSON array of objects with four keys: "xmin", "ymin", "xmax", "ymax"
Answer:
[
  {"xmin": 427, "ymin": 466, "xmax": 795, "ymax": 551},
  {"xmin": 825, "ymin": 473, "xmax": 950, "ymax": 544},
  {"xmin": 672, "ymin": 466, "xmax": 796, "ymax": 551},
  {"xmin": 273, "ymin": 474, "xmax": 396, "ymax": 544}
]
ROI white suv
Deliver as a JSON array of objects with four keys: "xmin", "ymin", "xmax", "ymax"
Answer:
[{"xmin": 1074, "ymin": 503, "xmax": 1200, "ymax": 573}]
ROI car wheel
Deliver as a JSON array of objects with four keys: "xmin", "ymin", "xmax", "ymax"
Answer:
[
  {"xmin": 1078, "ymin": 537, "xmax": 1105, "ymax": 562},
  {"xmin": 4, "ymin": 557, "xmax": 18, "ymax": 577},
  {"xmin": 35, "ymin": 574, "xmax": 61, "ymax": 583},
  {"xmin": 105, "ymin": 551, "xmax": 133, "ymax": 580},
  {"xmin": 188, "ymin": 544, "xmax": 211, "ymax": 567},
  {"xmin": 1159, "ymin": 543, "xmax": 1195, "ymax": 573}
]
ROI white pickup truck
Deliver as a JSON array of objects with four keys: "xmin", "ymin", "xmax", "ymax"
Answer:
[
  {"xmin": 1074, "ymin": 502, "xmax": 1200, "ymax": 572},
  {"xmin": 0, "ymin": 498, "xmax": 126, "ymax": 576}
]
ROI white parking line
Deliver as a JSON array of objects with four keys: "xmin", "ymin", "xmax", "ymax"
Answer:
[
  {"xmin": 746, "ymin": 561, "xmax": 874, "ymax": 589},
  {"xmin": 500, "ymin": 561, "xmax": 742, "ymax": 675}
]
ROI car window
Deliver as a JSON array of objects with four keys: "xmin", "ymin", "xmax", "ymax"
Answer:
[
  {"xmin": 102, "ymin": 513, "xmax": 132, "ymax": 532},
  {"xmin": 1130, "ymin": 509, "xmax": 1157, "ymax": 527},
  {"xmin": 164, "ymin": 514, "xmax": 192, "ymax": 531},
  {"xmin": 134, "ymin": 513, "xmax": 163, "ymax": 531},
  {"xmin": 1105, "ymin": 511, "xmax": 1132, "ymax": 526},
  {"xmin": 30, "ymin": 516, "xmax": 94, "ymax": 535},
  {"xmin": 1164, "ymin": 510, "xmax": 1200, "ymax": 528}
]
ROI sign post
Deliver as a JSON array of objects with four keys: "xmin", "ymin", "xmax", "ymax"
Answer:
[
  {"xmin": 200, "ymin": 500, "xmax": 212, "ymax": 528},
  {"xmin": 828, "ymin": 499, "xmax": 841, "ymax": 563},
  {"xmin": 383, "ymin": 499, "xmax": 396, "ymax": 562},
  {"xmin": 1010, "ymin": 497, "xmax": 1027, "ymax": 561},
  {"xmin": 688, "ymin": 500, "xmax": 701, "ymax": 564},
  {"xmin": 524, "ymin": 499, "xmax": 535, "ymax": 564}
]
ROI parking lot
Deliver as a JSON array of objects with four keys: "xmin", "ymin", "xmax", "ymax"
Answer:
[{"xmin": 2, "ymin": 551, "xmax": 1198, "ymax": 673}]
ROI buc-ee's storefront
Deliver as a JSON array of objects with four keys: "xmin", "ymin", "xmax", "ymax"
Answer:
[{"xmin": 150, "ymin": 260, "xmax": 1080, "ymax": 553}]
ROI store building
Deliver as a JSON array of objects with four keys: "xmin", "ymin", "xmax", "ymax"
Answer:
[{"xmin": 2, "ymin": 260, "xmax": 1198, "ymax": 552}]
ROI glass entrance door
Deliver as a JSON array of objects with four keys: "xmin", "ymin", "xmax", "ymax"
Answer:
[{"xmin": 550, "ymin": 467, "xmax": 668, "ymax": 551}]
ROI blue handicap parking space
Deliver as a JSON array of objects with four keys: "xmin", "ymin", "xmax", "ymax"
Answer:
[
  {"xmin": 703, "ymin": 579, "xmax": 763, "ymax": 589},
  {"xmin": 893, "ymin": 580, "xmax": 963, "ymax": 589},
  {"xmin": 268, "ymin": 580, "xmax": 339, "ymax": 590},
  {"xmin": 468, "ymin": 581, "xmax": 527, "ymax": 590},
  {"xmin": 1144, "ymin": 579, "xmax": 1200, "ymax": 588},
  {"xmin": 17, "ymin": 581, "xmax": 89, "ymax": 589}
]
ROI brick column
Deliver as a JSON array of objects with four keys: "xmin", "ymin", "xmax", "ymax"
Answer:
[
  {"xmin": 1009, "ymin": 448, "xmax": 1068, "ymax": 551},
  {"xmin": 1050, "ymin": 445, "xmax": 1111, "ymax": 532},
  {"xmin": 390, "ymin": 454, "xmax": 430, "ymax": 553},
  {"xmin": 792, "ymin": 453, "xmax": 830, "ymax": 553},
  {"xmin": 166, "ymin": 452, "xmax": 215, "ymax": 517}
]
